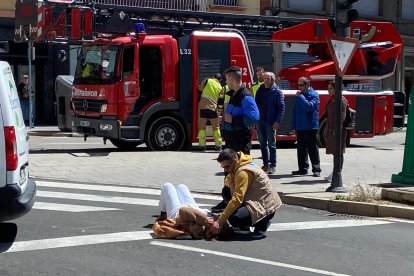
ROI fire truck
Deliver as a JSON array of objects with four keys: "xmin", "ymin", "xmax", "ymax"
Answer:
[{"xmin": 14, "ymin": 0, "xmax": 404, "ymax": 150}]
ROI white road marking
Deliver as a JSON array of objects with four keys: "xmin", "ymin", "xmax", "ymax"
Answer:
[
  {"xmin": 33, "ymin": 202, "xmax": 121, "ymax": 212},
  {"xmin": 3, "ymin": 231, "xmax": 153, "ymax": 253},
  {"xmin": 150, "ymin": 241, "xmax": 350, "ymax": 276},
  {"xmin": 36, "ymin": 180, "xmax": 221, "ymax": 200},
  {"xmin": 1, "ymin": 219, "xmax": 394, "ymax": 254},
  {"xmin": 36, "ymin": 191, "xmax": 212, "ymax": 208},
  {"xmin": 267, "ymin": 219, "xmax": 393, "ymax": 232}
]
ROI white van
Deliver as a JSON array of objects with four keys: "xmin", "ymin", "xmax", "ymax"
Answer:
[{"xmin": 0, "ymin": 61, "xmax": 36, "ymax": 221}]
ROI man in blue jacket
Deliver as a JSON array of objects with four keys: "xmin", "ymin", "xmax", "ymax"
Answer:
[
  {"xmin": 220, "ymin": 66, "xmax": 260, "ymax": 155},
  {"xmin": 291, "ymin": 77, "xmax": 321, "ymax": 177},
  {"xmin": 255, "ymin": 72, "xmax": 285, "ymax": 174}
]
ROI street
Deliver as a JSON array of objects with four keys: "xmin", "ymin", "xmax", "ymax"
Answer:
[
  {"xmin": 1, "ymin": 180, "xmax": 413, "ymax": 276},
  {"xmin": 1, "ymin": 130, "xmax": 413, "ymax": 275}
]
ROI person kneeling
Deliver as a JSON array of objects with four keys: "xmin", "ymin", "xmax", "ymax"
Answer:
[{"xmin": 210, "ymin": 149, "xmax": 282, "ymax": 239}]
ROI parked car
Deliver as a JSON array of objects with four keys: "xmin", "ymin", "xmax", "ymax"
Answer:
[{"xmin": 0, "ymin": 60, "xmax": 36, "ymax": 222}]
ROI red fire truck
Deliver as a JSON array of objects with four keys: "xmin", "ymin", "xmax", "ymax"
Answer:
[{"xmin": 15, "ymin": 0, "xmax": 404, "ymax": 150}]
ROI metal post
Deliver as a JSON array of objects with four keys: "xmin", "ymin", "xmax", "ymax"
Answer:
[
  {"xmin": 28, "ymin": 25, "xmax": 33, "ymax": 129},
  {"xmin": 326, "ymin": 25, "xmax": 347, "ymax": 193}
]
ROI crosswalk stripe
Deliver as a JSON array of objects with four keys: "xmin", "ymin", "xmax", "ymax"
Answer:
[
  {"xmin": 36, "ymin": 181, "xmax": 221, "ymax": 200},
  {"xmin": 36, "ymin": 191, "xmax": 212, "ymax": 208},
  {"xmin": 4, "ymin": 231, "xmax": 153, "ymax": 253},
  {"xmin": 1, "ymin": 219, "xmax": 393, "ymax": 254},
  {"xmin": 267, "ymin": 219, "xmax": 393, "ymax": 232},
  {"xmin": 33, "ymin": 202, "xmax": 122, "ymax": 212}
]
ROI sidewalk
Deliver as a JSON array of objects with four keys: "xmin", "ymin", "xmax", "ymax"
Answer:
[{"xmin": 27, "ymin": 126, "xmax": 414, "ymax": 220}]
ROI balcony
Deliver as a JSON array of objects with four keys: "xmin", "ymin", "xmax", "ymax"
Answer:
[
  {"xmin": 92, "ymin": 0, "xmax": 245, "ymax": 12},
  {"xmin": 93, "ymin": 0, "xmax": 210, "ymax": 11}
]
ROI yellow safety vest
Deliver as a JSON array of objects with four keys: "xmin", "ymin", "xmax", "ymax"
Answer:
[{"xmin": 251, "ymin": 81, "xmax": 263, "ymax": 98}]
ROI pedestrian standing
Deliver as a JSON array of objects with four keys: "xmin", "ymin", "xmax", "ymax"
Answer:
[
  {"xmin": 17, "ymin": 75, "xmax": 30, "ymax": 124},
  {"xmin": 291, "ymin": 77, "xmax": 321, "ymax": 177},
  {"xmin": 255, "ymin": 72, "xmax": 285, "ymax": 174},
  {"xmin": 250, "ymin": 66, "xmax": 264, "ymax": 98},
  {"xmin": 324, "ymin": 81, "xmax": 348, "ymax": 182},
  {"xmin": 220, "ymin": 66, "xmax": 259, "ymax": 154},
  {"xmin": 197, "ymin": 73, "xmax": 223, "ymax": 151}
]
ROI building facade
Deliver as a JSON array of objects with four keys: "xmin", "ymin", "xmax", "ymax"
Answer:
[{"xmin": 1, "ymin": 0, "xmax": 413, "ymax": 125}]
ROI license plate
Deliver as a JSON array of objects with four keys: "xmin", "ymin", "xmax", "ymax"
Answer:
[{"xmin": 80, "ymin": 120, "xmax": 90, "ymax": 127}]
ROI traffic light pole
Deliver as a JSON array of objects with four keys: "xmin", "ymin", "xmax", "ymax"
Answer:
[{"xmin": 326, "ymin": 26, "xmax": 347, "ymax": 193}]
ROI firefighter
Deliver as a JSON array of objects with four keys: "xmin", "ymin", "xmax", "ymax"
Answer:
[
  {"xmin": 250, "ymin": 66, "xmax": 264, "ymax": 98},
  {"xmin": 198, "ymin": 73, "xmax": 223, "ymax": 151}
]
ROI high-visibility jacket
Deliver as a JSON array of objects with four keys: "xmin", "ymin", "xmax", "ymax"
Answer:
[
  {"xmin": 217, "ymin": 85, "xmax": 231, "ymax": 115},
  {"xmin": 250, "ymin": 81, "xmax": 263, "ymax": 98},
  {"xmin": 198, "ymin": 78, "xmax": 222, "ymax": 111}
]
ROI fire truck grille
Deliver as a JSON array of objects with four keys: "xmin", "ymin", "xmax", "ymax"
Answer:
[{"xmin": 73, "ymin": 99, "xmax": 106, "ymax": 113}]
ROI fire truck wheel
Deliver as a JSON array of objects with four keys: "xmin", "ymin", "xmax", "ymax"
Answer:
[
  {"xmin": 109, "ymin": 139, "xmax": 141, "ymax": 150},
  {"xmin": 317, "ymin": 117, "xmax": 327, "ymax": 148},
  {"xmin": 147, "ymin": 116, "xmax": 186, "ymax": 151}
]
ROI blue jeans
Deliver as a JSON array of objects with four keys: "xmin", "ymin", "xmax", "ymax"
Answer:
[{"xmin": 257, "ymin": 121, "xmax": 276, "ymax": 167}]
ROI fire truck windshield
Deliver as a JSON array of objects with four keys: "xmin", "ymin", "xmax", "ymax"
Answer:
[{"xmin": 74, "ymin": 44, "xmax": 118, "ymax": 84}]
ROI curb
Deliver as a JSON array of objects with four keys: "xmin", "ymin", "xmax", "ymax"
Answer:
[
  {"xmin": 280, "ymin": 194, "xmax": 414, "ymax": 220},
  {"xmin": 381, "ymin": 188, "xmax": 414, "ymax": 205}
]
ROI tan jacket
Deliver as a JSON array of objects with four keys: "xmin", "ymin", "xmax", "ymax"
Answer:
[{"xmin": 221, "ymin": 153, "xmax": 282, "ymax": 224}]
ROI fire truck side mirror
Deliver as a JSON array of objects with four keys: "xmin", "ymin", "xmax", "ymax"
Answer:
[{"xmin": 58, "ymin": 50, "xmax": 67, "ymax": 62}]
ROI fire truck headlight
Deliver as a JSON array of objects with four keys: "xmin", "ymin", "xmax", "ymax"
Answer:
[
  {"xmin": 100, "ymin": 104, "xmax": 108, "ymax": 113},
  {"xmin": 99, "ymin": 124, "xmax": 113, "ymax": 131}
]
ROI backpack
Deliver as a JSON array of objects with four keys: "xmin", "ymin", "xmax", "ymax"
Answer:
[{"xmin": 344, "ymin": 105, "xmax": 356, "ymax": 130}]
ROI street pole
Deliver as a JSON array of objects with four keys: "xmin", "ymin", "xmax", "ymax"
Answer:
[
  {"xmin": 392, "ymin": 91, "xmax": 414, "ymax": 185},
  {"xmin": 28, "ymin": 40, "xmax": 33, "ymax": 129},
  {"xmin": 326, "ymin": 27, "xmax": 347, "ymax": 193}
]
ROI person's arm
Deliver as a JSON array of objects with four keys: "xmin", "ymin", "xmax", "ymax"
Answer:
[
  {"xmin": 219, "ymin": 170, "xmax": 254, "ymax": 222},
  {"xmin": 298, "ymin": 90, "xmax": 319, "ymax": 112},
  {"xmin": 231, "ymin": 96, "xmax": 260, "ymax": 128},
  {"xmin": 275, "ymin": 89, "xmax": 285, "ymax": 124}
]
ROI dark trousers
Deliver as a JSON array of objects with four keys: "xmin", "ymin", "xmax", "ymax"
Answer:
[
  {"xmin": 296, "ymin": 130, "xmax": 321, "ymax": 173},
  {"xmin": 227, "ymin": 205, "xmax": 275, "ymax": 232},
  {"xmin": 224, "ymin": 141, "xmax": 251, "ymax": 155}
]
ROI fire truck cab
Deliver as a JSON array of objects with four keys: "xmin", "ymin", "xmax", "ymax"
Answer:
[{"xmin": 71, "ymin": 27, "xmax": 254, "ymax": 150}]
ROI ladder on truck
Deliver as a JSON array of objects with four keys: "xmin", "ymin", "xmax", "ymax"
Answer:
[{"xmin": 14, "ymin": 0, "xmax": 307, "ymax": 43}]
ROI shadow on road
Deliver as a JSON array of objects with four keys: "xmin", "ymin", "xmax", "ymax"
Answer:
[{"xmin": 0, "ymin": 223, "xmax": 17, "ymax": 252}]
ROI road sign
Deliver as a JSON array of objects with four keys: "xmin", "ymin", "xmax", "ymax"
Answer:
[{"xmin": 327, "ymin": 35, "xmax": 358, "ymax": 77}]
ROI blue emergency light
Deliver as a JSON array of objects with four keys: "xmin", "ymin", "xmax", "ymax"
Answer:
[{"xmin": 135, "ymin": 23, "xmax": 145, "ymax": 33}]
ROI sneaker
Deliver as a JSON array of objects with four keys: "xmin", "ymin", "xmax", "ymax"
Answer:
[
  {"xmin": 232, "ymin": 226, "xmax": 251, "ymax": 234},
  {"xmin": 324, "ymin": 172, "xmax": 333, "ymax": 182},
  {"xmin": 267, "ymin": 166, "xmax": 276, "ymax": 174},
  {"xmin": 291, "ymin": 170, "xmax": 308, "ymax": 175},
  {"xmin": 313, "ymin": 171, "xmax": 321, "ymax": 177},
  {"xmin": 250, "ymin": 220, "xmax": 272, "ymax": 239},
  {"xmin": 211, "ymin": 201, "xmax": 227, "ymax": 212},
  {"xmin": 261, "ymin": 165, "xmax": 269, "ymax": 173}
]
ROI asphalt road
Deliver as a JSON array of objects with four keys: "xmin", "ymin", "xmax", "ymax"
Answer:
[{"xmin": 1, "ymin": 180, "xmax": 413, "ymax": 276}]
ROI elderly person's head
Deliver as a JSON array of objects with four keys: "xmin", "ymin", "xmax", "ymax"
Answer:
[
  {"xmin": 263, "ymin": 72, "xmax": 276, "ymax": 88},
  {"xmin": 297, "ymin": 77, "xmax": 310, "ymax": 92}
]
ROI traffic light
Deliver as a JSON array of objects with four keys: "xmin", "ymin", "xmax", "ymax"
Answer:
[{"xmin": 336, "ymin": 0, "xmax": 359, "ymax": 27}]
